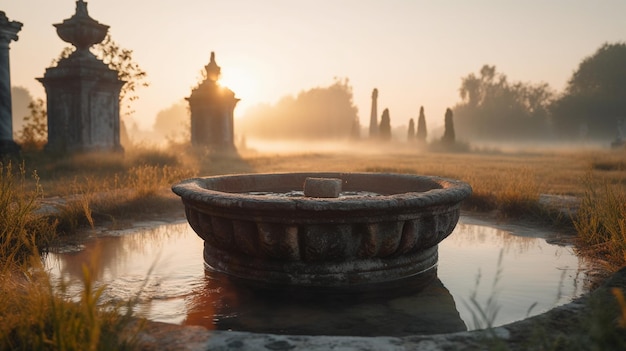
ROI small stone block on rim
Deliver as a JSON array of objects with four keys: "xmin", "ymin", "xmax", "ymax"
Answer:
[{"xmin": 303, "ymin": 177, "xmax": 342, "ymax": 198}]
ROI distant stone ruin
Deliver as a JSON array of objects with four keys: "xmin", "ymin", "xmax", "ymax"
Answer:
[
  {"xmin": 187, "ymin": 52, "xmax": 239, "ymax": 151},
  {"xmin": 379, "ymin": 108, "xmax": 391, "ymax": 141},
  {"xmin": 407, "ymin": 118, "xmax": 415, "ymax": 141},
  {"xmin": 442, "ymin": 108, "xmax": 455, "ymax": 144},
  {"xmin": 0, "ymin": 11, "xmax": 22, "ymax": 155},
  {"xmin": 38, "ymin": 0, "xmax": 124, "ymax": 154},
  {"xmin": 369, "ymin": 88, "xmax": 378, "ymax": 139},
  {"xmin": 417, "ymin": 106, "xmax": 427, "ymax": 143}
]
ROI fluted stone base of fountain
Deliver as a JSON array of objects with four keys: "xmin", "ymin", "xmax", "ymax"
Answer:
[
  {"xmin": 204, "ymin": 243, "xmax": 439, "ymax": 288},
  {"xmin": 174, "ymin": 172, "xmax": 471, "ymax": 288}
]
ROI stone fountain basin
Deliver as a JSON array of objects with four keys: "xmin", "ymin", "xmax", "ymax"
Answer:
[{"xmin": 172, "ymin": 172, "xmax": 472, "ymax": 289}]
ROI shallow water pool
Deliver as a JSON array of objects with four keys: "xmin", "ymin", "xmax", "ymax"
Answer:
[{"xmin": 45, "ymin": 215, "xmax": 591, "ymax": 336}]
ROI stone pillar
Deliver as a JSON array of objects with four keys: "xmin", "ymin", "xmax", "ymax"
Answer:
[
  {"xmin": 0, "ymin": 12, "xmax": 22, "ymax": 155},
  {"xmin": 38, "ymin": 1, "xmax": 124, "ymax": 154},
  {"xmin": 369, "ymin": 88, "xmax": 378, "ymax": 139},
  {"xmin": 442, "ymin": 108, "xmax": 455, "ymax": 144},
  {"xmin": 417, "ymin": 106, "xmax": 427, "ymax": 143},
  {"xmin": 187, "ymin": 52, "xmax": 239, "ymax": 151}
]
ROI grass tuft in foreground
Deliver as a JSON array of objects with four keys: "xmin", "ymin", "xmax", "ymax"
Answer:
[
  {"xmin": 574, "ymin": 173, "xmax": 626, "ymax": 268},
  {"xmin": 0, "ymin": 162, "xmax": 57, "ymax": 267},
  {"xmin": 0, "ymin": 161, "xmax": 142, "ymax": 350},
  {"xmin": 0, "ymin": 259, "xmax": 141, "ymax": 351}
]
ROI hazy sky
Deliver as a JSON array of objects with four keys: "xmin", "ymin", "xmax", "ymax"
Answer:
[{"xmin": 4, "ymin": 0, "xmax": 626, "ymax": 132}]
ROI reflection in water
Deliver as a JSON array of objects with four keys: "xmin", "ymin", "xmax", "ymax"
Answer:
[
  {"xmin": 184, "ymin": 269, "xmax": 466, "ymax": 335},
  {"xmin": 440, "ymin": 217, "xmax": 586, "ymax": 329},
  {"xmin": 46, "ymin": 221, "xmax": 205, "ymax": 323},
  {"xmin": 45, "ymin": 216, "xmax": 592, "ymax": 336}
]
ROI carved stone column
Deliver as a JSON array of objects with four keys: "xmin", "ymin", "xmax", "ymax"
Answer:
[
  {"xmin": 38, "ymin": 1, "xmax": 124, "ymax": 154},
  {"xmin": 0, "ymin": 11, "xmax": 22, "ymax": 155}
]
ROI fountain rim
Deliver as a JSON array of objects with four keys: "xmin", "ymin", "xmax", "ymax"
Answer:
[{"xmin": 171, "ymin": 172, "xmax": 472, "ymax": 212}]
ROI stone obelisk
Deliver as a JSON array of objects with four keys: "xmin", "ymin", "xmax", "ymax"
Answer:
[
  {"xmin": 0, "ymin": 12, "xmax": 23, "ymax": 155},
  {"xmin": 369, "ymin": 88, "xmax": 378, "ymax": 139}
]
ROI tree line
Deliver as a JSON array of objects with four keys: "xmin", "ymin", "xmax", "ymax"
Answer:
[
  {"xmin": 239, "ymin": 42, "xmax": 626, "ymax": 143},
  {"xmin": 239, "ymin": 78, "xmax": 359, "ymax": 140},
  {"xmin": 454, "ymin": 42, "xmax": 626, "ymax": 142}
]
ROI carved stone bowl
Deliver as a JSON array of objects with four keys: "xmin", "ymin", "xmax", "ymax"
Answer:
[{"xmin": 172, "ymin": 172, "xmax": 472, "ymax": 289}]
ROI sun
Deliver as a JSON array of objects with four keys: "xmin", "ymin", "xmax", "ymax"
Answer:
[{"xmin": 218, "ymin": 67, "xmax": 257, "ymax": 116}]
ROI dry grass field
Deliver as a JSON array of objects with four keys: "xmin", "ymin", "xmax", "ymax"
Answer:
[
  {"xmin": 21, "ymin": 142, "xmax": 626, "ymax": 200},
  {"xmin": 2, "ymin": 143, "xmax": 625, "ymax": 350},
  {"xmin": 239, "ymin": 145, "xmax": 624, "ymax": 196},
  {"xmin": 235, "ymin": 145, "xmax": 624, "ymax": 220},
  {"xmin": 14, "ymin": 142, "xmax": 626, "ymax": 234}
]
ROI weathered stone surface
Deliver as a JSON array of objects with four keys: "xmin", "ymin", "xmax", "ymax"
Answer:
[
  {"xmin": 538, "ymin": 194, "xmax": 580, "ymax": 217},
  {"xmin": 38, "ymin": 1, "xmax": 124, "ymax": 154},
  {"xmin": 303, "ymin": 177, "xmax": 342, "ymax": 198},
  {"xmin": 0, "ymin": 11, "xmax": 22, "ymax": 155},
  {"xmin": 173, "ymin": 172, "xmax": 472, "ymax": 288}
]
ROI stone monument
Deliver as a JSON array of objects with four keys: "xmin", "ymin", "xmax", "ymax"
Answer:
[
  {"xmin": 379, "ymin": 108, "xmax": 391, "ymax": 141},
  {"xmin": 173, "ymin": 172, "xmax": 472, "ymax": 288},
  {"xmin": 0, "ymin": 12, "xmax": 22, "ymax": 155},
  {"xmin": 417, "ymin": 106, "xmax": 427, "ymax": 143},
  {"xmin": 38, "ymin": 0, "xmax": 124, "ymax": 154},
  {"xmin": 407, "ymin": 118, "xmax": 415, "ymax": 141},
  {"xmin": 187, "ymin": 52, "xmax": 239, "ymax": 150},
  {"xmin": 369, "ymin": 88, "xmax": 378, "ymax": 139},
  {"xmin": 442, "ymin": 108, "xmax": 455, "ymax": 144}
]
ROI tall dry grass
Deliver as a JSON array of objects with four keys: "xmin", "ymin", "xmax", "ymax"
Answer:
[
  {"xmin": 0, "ymin": 161, "xmax": 141, "ymax": 350},
  {"xmin": 0, "ymin": 259, "xmax": 141, "ymax": 351},
  {"xmin": 20, "ymin": 148, "xmax": 200, "ymax": 234},
  {"xmin": 461, "ymin": 166, "xmax": 542, "ymax": 217},
  {"xmin": 0, "ymin": 162, "xmax": 57, "ymax": 267},
  {"xmin": 574, "ymin": 173, "xmax": 626, "ymax": 268}
]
